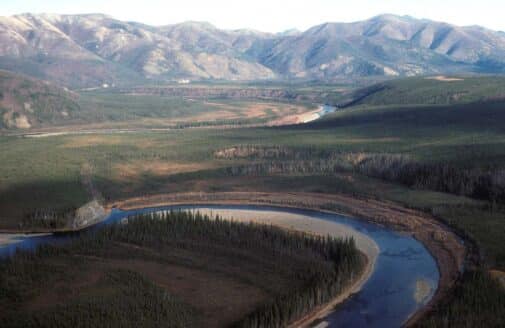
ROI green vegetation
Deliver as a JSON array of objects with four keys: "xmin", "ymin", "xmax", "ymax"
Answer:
[
  {"xmin": 1, "ymin": 70, "xmax": 321, "ymax": 131},
  {"xmin": 77, "ymin": 91, "xmax": 230, "ymax": 123},
  {"xmin": 20, "ymin": 206, "xmax": 78, "ymax": 230},
  {"xmin": 0, "ymin": 211, "xmax": 363, "ymax": 327},
  {"xmin": 0, "ymin": 70, "xmax": 81, "ymax": 129},
  {"xmin": 1, "ymin": 269, "xmax": 198, "ymax": 328},
  {"xmin": 1, "ymin": 95, "xmax": 505, "ymax": 266},
  {"xmin": 74, "ymin": 88, "xmax": 316, "ymax": 127},
  {"xmin": 1, "ymin": 77, "xmax": 505, "ymax": 324},
  {"xmin": 420, "ymin": 270, "xmax": 505, "ymax": 328},
  {"xmin": 346, "ymin": 76, "xmax": 505, "ymax": 107}
]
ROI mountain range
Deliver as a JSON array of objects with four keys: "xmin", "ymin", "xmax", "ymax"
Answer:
[{"xmin": 1, "ymin": 13, "xmax": 505, "ymax": 87}]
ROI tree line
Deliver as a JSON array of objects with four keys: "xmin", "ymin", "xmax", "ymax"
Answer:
[
  {"xmin": 215, "ymin": 145, "xmax": 505, "ymax": 204},
  {"xmin": 355, "ymin": 154, "xmax": 505, "ymax": 204},
  {"xmin": 1, "ymin": 210, "xmax": 364, "ymax": 328},
  {"xmin": 21, "ymin": 206, "xmax": 77, "ymax": 229},
  {"xmin": 419, "ymin": 270, "xmax": 505, "ymax": 328}
]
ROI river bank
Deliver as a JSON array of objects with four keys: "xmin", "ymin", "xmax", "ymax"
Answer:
[
  {"xmin": 4, "ymin": 105, "xmax": 334, "ymax": 139},
  {"xmin": 0, "ymin": 204, "xmax": 377, "ymax": 328},
  {"xmin": 184, "ymin": 206, "xmax": 378, "ymax": 327},
  {"xmin": 0, "ymin": 190, "xmax": 463, "ymax": 326},
  {"xmin": 290, "ymin": 255, "xmax": 373, "ymax": 328},
  {"xmin": 0, "ymin": 233, "xmax": 49, "ymax": 247},
  {"xmin": 111, "ymin": 191, "xmax": 465, "ymax": 326}
]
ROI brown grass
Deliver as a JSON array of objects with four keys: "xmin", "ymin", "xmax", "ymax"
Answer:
[
  {"xmin": 60, "ymin": 135, "xmax": 158, "ymax": 148},
  {"xmin": 114, "ymin": 160, "xmax": 215, "ymax": 180},
  {"xmin": 201, "ymin": 101, "xmax": 308, "ymax": 120},
  {"xmin": 268, "ymin": 108, "xmax": 321, "ymax": 126},
  {"xmin": 60, "ymin": 135, "xmax": 125, "ymax": 148}
]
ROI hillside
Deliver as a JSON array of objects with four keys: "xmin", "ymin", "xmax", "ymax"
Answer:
[
  {"xmin": 341, "ymin": 75, "xmax": 505, "ymax": 107},
  {"xmin": 0, "ymin": 70, "xmax": 321, "ymax": 131},
  {"xmin": 0, "ymin": 70, "xmax": 80, "ymax": 129},
  {"xmin": 255, "ymin": 15, "xmax": 505, "ymax": 79},
  {"xmin": 0, "ymin": 14, "xmax": 274, "ymax": 87},
  {"xmin": 1, "ymin": 14, "xmax": 505, "ymax": 86}
]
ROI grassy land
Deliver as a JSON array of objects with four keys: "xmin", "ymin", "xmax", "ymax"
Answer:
[
  {"xmin": 76, "ymin": 91, "xmax": 313, "ymax": 127},
  {"xmin": 347, "ymin": 75, "xmax": 505, "ymax": 107},
  {"xmin": 0, "ymin": 80, "xmax": 317, "ymax": 132},
  {"xmin": 419, "ymin": 270, "xmax": 505, "ymax": 328},
  {"xmin": 1, "ymin": 98, "xmax": 505, "ymax": 266},
  {"xmin": 1, "ymin": 79, "xmax": 505, "ymax": 324},
  {"xmin": 0, "ymin": 211, "xmax": 363, "ymax": 327}
]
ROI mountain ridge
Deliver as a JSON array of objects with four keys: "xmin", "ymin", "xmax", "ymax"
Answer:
[{"xmin": 1, "ymin": 13, "xmax": 505, "ymax": 87}]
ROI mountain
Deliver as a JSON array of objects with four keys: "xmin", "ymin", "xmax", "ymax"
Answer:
[
  {"xmin": 1, "ymin": 13, "xmax": 505, "ymax": 87},
  {"xmin": 276, "ymin": 29, "xmax": 301, "ymax": 37},
  {"xmin": 0, "ymin": 70, "xmax": 80, "ymax": 129},
  {"xmin": 0, "ymin": 14, "xmax": 274, "ymax": 87},
  {"xmin": 253, "ymin": 15, "xmax": 505, "ymax": 78}
]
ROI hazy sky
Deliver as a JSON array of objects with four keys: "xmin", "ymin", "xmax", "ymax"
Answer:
[{"xmin": 2, "ymin": 0, "xmax": 505, "ymax": 32}]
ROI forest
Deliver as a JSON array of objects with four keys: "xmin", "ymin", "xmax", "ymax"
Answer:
[
  {"xmin": 354, "ymin": 154, "xmax": 505, "ymax": 204},
  {"xmin": 216, "ymin": 145, "xmax": 505, "ymax": 204},
  {"xmin": 419, "ymin": 270, "xmax": 505, "ymax": 328},
  {"xmin": 0, "ymin": 210, "xmax": 364, "ymax": 327},
  {"xmin": 1, "ymin": 76, "xmax": 505, "ymax": 327}
]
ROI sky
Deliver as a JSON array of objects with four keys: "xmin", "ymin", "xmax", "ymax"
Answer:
[{"xmin": 2, "ymin": 0, "xmax": 505, "ymax": 32}]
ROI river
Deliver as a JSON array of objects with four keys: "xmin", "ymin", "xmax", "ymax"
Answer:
[{"xmin": 0, "ymin": 204, "xmax": 439, "ymax": 327}]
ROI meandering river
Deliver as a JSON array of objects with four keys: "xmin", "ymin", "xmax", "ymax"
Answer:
[{"xmin": 0, "ymin": 204, "xmax": 439, "ymax": 327}]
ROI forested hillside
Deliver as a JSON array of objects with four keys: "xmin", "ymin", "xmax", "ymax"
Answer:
[
  {"xmin": 0, "ymin": 70, "xmax": 79, "ymax": 129},
  {"xmin": 341, "ymin": 76, "xmax": 505, "ymax": 107}
]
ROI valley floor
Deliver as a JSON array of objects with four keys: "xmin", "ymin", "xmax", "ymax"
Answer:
[{"xmin": 2, "ymin": 84, "xmax": 505, "ymax": 325}]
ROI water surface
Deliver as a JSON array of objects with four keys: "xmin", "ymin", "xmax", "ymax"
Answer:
[{"xmin": 0, "ymin": 204, "xmax": 439, "ymax": 327}]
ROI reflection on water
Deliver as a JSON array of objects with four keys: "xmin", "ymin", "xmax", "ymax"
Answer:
[{"xmin": 0, "ymin": 205, "xmax": 439, "ymax": 328}]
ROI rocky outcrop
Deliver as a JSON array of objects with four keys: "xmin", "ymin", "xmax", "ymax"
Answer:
[{"xmin": 68, "ymin": 200, "xmax": 107, "ymax": 230}]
